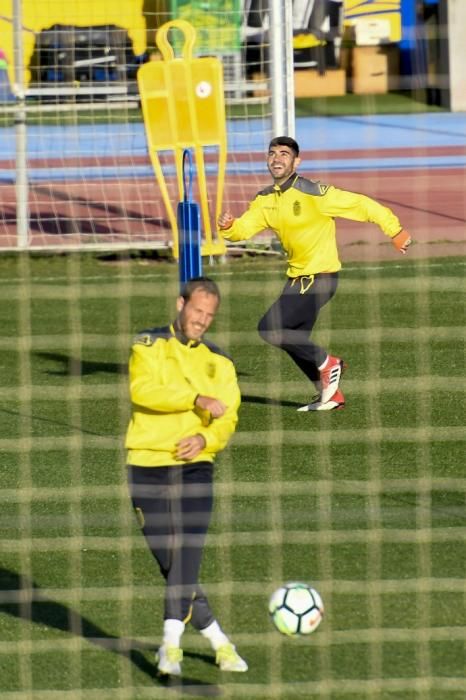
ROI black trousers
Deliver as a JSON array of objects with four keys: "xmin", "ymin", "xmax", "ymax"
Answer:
[
  {"xmin": 128, "ymin": 462, "xmax": 215, "ymax": 628},
  {"xmin": 257, "ymin": 273, "xmax": 339, "ymax": 383}
]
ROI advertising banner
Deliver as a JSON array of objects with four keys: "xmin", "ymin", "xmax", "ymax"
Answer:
[{"xmin": 170, "ymin": 0, "xmax": 242, "ymax": 54}]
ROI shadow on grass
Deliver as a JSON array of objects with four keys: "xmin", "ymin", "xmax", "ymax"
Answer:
[
  {"xmin": 35, "ymin": 352, "xmax": 127, "ymax": 377},
  {"xmin": 0, "ymin": 568, "xmax": 222, "ymax": 696},
  {"xmin": 0, "ymin": 406, "xmax": 111, "ymax": 438},
  {"xmin": 36, "ymin": 352, "xmax": 250, "ymax": 381},
  {"xmin": 242, "ymin": 394, "xmax": 303, "ymax": 408}
]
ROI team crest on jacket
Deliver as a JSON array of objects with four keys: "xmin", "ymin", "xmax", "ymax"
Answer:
[
  {"xmin": 293, "ymin": 200, "xmax": 301, "ymax": 216},
  {"xmin": 134, "ymin": 333, "xmax": 153, "ymax": 346},
  {"xmin": 206, "ymin": 361, "xmax": 216, "ymax": 378}
]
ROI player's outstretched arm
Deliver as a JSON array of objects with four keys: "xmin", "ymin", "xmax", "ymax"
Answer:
[
  {"xmin": 391, "ymin": 229, "xmax": 412, "ymax": 254},
  {"xmin": 218, "ymin": 200, "xmax": 268, "ymax": 242}
]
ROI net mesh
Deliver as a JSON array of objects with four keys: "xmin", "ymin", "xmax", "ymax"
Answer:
[
  {"xmin": 1, "ymin": 2, "xmax": 465, "ymax": 699},
  {"xmin": 0, "ymin": 3, "xmax": 271, "ymax": 252}
]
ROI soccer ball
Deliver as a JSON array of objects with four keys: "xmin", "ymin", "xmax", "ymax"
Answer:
[{"xmin": 269, "ymin": 582, "xmax": 324, "ymax": 636}]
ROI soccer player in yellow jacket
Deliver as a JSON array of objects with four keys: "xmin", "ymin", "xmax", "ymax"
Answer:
[
  {"xmin": 218, "ymin": 136, "xmax": 412, "ymax": 411},
  {"xmin": 126, "ymin": 277, "xmax": 247, "ymax": 676}
]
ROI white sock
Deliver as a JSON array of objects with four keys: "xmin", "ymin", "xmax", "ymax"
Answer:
[
  {"xmin": 200, "ymin": 620, "xmax": 230, "ymax": 651},
  {"xmin": 318, "ymin": 355, "xmax": 329, "ymax": 371},
  {"xmin": 162, "ymin": 619, "xmax": 185, "ymax": 648}
]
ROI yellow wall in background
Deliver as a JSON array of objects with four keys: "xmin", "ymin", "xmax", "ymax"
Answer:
[
  {"xmin": 0, "ymin": 0, "xmax": 147, "ymax": 86},
  {"xmin": 0, "ymin": 0, "xmax": 405, "ymax": 89},
  {"xmin": 343, "ymin": 0, "xmax": 402, "ymax": 43}
]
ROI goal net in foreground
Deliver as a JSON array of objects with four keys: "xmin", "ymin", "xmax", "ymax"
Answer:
[
  {"xmin": 0, "ymin": 251, "xmax": 464, "ymax": 699},
  {"xmin": 1, "ymin": 2, "xmax": 465, "ymax": 698}
]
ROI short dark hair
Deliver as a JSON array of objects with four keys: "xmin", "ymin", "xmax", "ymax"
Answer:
[
  {"xmin": 180, "ymin": 276, "xmax": 220, "ymax": 302},
  {"xmin": 268, "ymin": 136, "xmax": 300, "ymax": 156}
]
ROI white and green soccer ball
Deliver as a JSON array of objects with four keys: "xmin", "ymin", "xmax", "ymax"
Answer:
[{"xmin": 269, "ymin": 582, "xmax": 324, "ymax": 636}]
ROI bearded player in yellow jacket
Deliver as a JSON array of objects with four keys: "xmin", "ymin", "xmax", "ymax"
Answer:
[
  {"xmin": 126, "ymin": 277, "xmax": 247, "ymax": 676},
  {"xmin": 218, "ymin": 136, "xmax": 412, "ymax": 411}
]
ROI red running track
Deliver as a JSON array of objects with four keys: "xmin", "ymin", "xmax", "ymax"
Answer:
[{"xmin": 0, "ymin": 160, "xmax": 464, "ymax": 260}]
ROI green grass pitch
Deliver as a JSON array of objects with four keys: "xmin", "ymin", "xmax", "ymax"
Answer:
[{"xmin": 0, "ymin": 253, "xmax": 464, "ymax": 700}]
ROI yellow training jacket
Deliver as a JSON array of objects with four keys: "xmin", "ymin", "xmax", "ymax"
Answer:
[
  {"xmin": 125, "ymin": 324, "xmax": 240, "ymax": 467},
  {"xmin": 221, "ymin": 174, "xmax": 402, "ymax": 277}
]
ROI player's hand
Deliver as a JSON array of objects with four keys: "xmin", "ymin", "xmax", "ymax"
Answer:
[
  {"xmin": 218, "ymin": 211, "xmax": 235, "ymax": 230},
  {"xmin": 392, "ymin": 229, "xmax": 412, "ymax": 254},
  {"xmin": 175, "ymin": 434, "xmax": 206, "ymax": 460},
  {"xmin": 195, "ymin": 395, "xmax": 227, "ymax": 418}
]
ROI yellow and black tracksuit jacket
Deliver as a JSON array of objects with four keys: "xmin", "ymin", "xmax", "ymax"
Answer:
[
  {"xmin": 125, "ymin": 324, "xmax": 240, "ymax": 467},
  {"xmin": 221, "ymin": 174, "xmax": 402, "ymax": 277}
]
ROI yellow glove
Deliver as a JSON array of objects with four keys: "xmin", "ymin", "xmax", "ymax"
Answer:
[{"xmin": 392, "ymin": 229, "xmax": 412, "ymax": 254}]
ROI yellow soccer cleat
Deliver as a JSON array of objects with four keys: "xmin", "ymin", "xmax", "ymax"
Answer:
[
  {"xmin": 156, "ymin": 645, "xmax": 183, "ymax": 676},
  {"xmin": 215, "ymin": 643, "xmax": 248, "ymax": 672}
]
